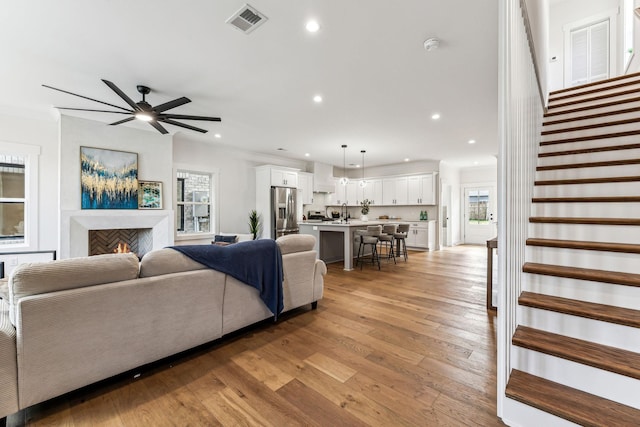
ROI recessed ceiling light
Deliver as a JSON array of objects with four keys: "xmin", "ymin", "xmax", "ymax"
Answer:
[
  {"xmin": 214, "ymin": 133, "xmax": 221, "ymax": 138},
  {"xmin": 313, "ymin": 95, "xmax": 323, "ymax": 103},
  {"xmin": 404, "ymin": 158, "xmax": 410, "ymax": 162},
  {"xmin": 474, "ymin": 161, "xmax": 479, "ymax": 165},
  {"xmin": 306, "ymin": 20, "xmax": 320, "ymax": 33},
  {"xmin": 468, "ymin": 139, "xmax": 476, "ymax": 144},
  {"xmin": 304, "ymin": 153, "xmax": 310, "ymax": 157},
  {"xmin": 431, "ymin": 113, "xmax": 440, "ymax": 120}
]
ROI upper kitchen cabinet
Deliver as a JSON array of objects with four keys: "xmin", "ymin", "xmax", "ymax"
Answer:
[
  {"xmin": 382, "ymin": 176, "xmax": 408, "ymax": 205},
  {"xmin": 298, "ymin": 172, "xmax": 314, "ymax": 205},
  {"xmin": 360, "ymin": 178, "xmax": 382, "ymax": 205},
  {"xmin": 270, "ymin": 167, "xmax": 298, "ymax": 188},
  {"xmin": 333, "ymin": 180, "xmax": 358, "ymax": 205},
  {"xmin": 407, "ymin": 173, "xmax": 436, "ymax": 205}
]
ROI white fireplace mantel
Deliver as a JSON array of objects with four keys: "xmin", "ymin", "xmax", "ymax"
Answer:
[{"xmin": 60, "ymin": 210, "xmax": 174, "ymax": 259}]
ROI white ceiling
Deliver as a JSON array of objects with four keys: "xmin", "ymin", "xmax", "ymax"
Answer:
[{"xmin": 0, "ymin": 0, "xmax": 498, "ymax": 169}]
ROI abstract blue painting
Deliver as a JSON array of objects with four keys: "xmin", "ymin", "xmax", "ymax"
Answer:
[{"xmin": 80, "ymin": 147, "xmax": 138, "ymax": 209}]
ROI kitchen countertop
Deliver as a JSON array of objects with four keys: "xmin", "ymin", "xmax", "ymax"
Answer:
[{"xmin": 299, "ymin": 219, "xmax": 435, "ymax": 226}]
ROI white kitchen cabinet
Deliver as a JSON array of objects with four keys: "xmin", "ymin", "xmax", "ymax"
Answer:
[
  {"xmin": 270, "ymin": 168, "xmax": 298, "ymax": 187},
  {"xmin": 298, "ymin": 172, "xmax": 314, "ymax": 205},
  {"xmin": 382, "ymin": 177, "xmax": 408, "ymax": 205},
  {"xmin": 404, "ymin": 220, "xmax": 436, "ymax": 250},
  {"xmin": 333, "ymin": 180, "xmax": 358, "ymax": 205},
  {"xmin": 360, "ymin": 178, "xmax": 382, "ymax": 206},
  {"xmin": 407, "ymin": 174, "xmax": 436, "ymax": 205}
]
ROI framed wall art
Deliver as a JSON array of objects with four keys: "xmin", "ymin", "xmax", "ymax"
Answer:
[
  {"xmin": 80, "ymin": 147, "xmax": 138, "ymax": 209},
  {"xmin": 138, "ymin": 181, "xmax": 163, "ymax": 209}
]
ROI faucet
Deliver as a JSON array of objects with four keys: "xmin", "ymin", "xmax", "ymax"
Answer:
[{"xmin": 341, "ymin": 203, "xmax": 348, "ymax": 223}]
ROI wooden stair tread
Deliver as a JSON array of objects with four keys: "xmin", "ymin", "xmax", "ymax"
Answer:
[
  {"xmin": 529, "ymin": 217, "xmax": 640, "ymax": 225},
  {"xmin": 543, "ymin": 106, "xmax": 640, "ymax": 126},
  {"xmin": 513, "ymin": 326, "xmax": 640, "ymax": 380},
  {"xmin": 532, "ymin": 196, "xmax": 640, "ymax": 203},
  {"xmin": 523, "ymin": 262, "xmax": 640, "ymax": 288},
  {"xmin": 544, "ymin": 96, "xmax": 640, "ymax": 118},
  {"xmin": 540, "ymin": 129, "xmax": 640, "ymax": 146},
  {"xmin": 549, "ymin": 71, "xmax": 640, "ymax": 96},
  {"xmin": 538, "ymin": 143, "xmax": 640, "ymax": 158},
  {"xmin": 547, "ymin": 88, "xmax": 640, "ymax": 111},
  {"xmin": 535, "ymin": 176, "xmax": 640, "ymax": 185},
  {"xmin": 505, "ymin": 369, "xmax": 640, "ymax": 427},
  {"xmin": 541, "ymin": 116, "xmax": 640, "ymax": 136},
  {"xmin": 536, "ymin": 159, "xmax": 640, "ymax": 171},
  {"xmin": 518, "ymin": 291, "xmax": 640, "ymax": 328},
  {"xmin": 526, "ymin": 238, "xmax": 640, "ymax": 254}
]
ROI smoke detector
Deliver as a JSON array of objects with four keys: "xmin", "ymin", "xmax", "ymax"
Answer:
[
  {"xmin": 423, "ymin": 38, "xmax": 440, "ymax": 51},
  {"xmin": 226, "ymin": 4, "xmax": 268, "ymax": 34}
]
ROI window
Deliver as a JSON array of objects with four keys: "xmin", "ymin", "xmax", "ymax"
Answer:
[
  {"xmin": 467, "ymin": 189, "xmax": 490, "ymax": 225},
  {"xmin": 0, "ymin": 142, "xmax": 39, "ymax": 250},
  {"xmin": 176, "ymin": 169, "xmax": 215, "ymax": 236},
  {"xmin": 0, "ymin": 155, "xmax": 25, "ymax": 245}
]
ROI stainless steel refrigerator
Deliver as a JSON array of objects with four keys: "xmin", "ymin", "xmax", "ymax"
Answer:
[{"xmin": 271, "ymin": 186, "xmax": 299, "ymax": 239}]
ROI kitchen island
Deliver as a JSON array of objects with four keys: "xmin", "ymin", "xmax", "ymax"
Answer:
[{"xmin": 299, "ymin": 220, "xmax": 386, "ymax": 271}]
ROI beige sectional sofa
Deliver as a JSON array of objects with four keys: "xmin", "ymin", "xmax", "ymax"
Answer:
[{"xmin": 0, "ymin": 234, "xmax": 325, "ymax": 423}]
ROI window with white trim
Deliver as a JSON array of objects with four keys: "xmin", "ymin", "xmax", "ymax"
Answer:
[{"xmin": 176, "ymin": 169, "xmax": 215, "ymax": 236}]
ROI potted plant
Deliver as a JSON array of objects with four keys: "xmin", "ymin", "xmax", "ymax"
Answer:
[
  {"xmin": 248, "ymin": 209, "xmax": 261, "ymax": 240},
  {"xmin": 360, "ymin": 199, "xmax": 371, "ymax": 221}
]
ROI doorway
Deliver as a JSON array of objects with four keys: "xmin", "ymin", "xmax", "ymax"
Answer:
[{"xmin": 463, "ymin": 186, "xmax": 496, "ymax": 244}]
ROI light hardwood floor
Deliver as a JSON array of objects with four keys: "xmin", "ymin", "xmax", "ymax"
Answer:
[{"xmin": 9, "ymin": 245, "xmax": 503, "ymax": 426}]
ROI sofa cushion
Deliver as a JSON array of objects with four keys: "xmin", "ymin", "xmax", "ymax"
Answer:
[
  {"xmin": 9, "ymin": 253, "xmax": 139, "ymax": 325},
  {"xmin": 276, "ymin": 234, "xmax": 316, "ymax": 255},
  {"xmin": 139, "ymin": 248, "xmax": 207, "ymax": 278},
  {"xmin": 214, "ymin": 234, "xmax": 237, "ymax": 243}
]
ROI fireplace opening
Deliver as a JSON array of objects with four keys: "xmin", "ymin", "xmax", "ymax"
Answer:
[{"xmin": 88, "ymin": 228, "xmax": 153, "ymax": 258}]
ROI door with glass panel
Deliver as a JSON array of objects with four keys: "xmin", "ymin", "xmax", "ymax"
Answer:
[{"xmin": 463, "ymin": 186, "xmax": 496, "ymax": 244}]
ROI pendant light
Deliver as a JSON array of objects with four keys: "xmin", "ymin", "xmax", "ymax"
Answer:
[
  {"xmin": 339, "ymin": 144, "xmax": 349, "ymax": 186},
  {"xmin": 359, "ymin": 150, "xmax": 367, "ymax": 188}
]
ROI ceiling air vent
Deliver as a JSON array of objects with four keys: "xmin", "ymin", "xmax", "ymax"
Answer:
[{"xmin": 226, "ymin": 4, "xmax": 268, "ymax": 34}]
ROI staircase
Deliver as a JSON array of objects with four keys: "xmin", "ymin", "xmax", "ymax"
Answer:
[{"xmin": 504, "ymin": 73, "xmax": 640, "ymax": 426}]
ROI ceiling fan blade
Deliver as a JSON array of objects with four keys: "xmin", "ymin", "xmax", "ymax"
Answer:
[
  {"xmin": 109, "ymin": 117, "xmax": 136, "ymax": 126},
  {"xmin": 102, "ymin": 79, "xmax": 140, "ymax": 111},
  {"xmin": 159, "ymin": 113, "xmax": 221, "ymax": 122},
  {"xmin": 158, "ymin": 118, "xmax": 208, "ymax": 133},
  {"xmin": 55, "ymin": 107, "xmax": 132, "ymax": 114},
  {"xmin": 43, "ymin": 84, "xmax": 131, "ymax": 112},
  {"xmin": 148, "ymin": 121, "xmax": 169, "ymax": 135},
  {"xmin": 153, "ymin": 97, "xmax": 191, "ymax": 113}
]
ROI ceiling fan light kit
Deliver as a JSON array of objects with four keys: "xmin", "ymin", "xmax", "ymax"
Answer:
[{"xmin": 43, "ymin": 79, "xmax": 221, "ymax": 135}]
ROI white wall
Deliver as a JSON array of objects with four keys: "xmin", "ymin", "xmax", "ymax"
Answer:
[
  {"xmin": 524, "ymin": 0, "xmax": 550, "ymax": 100},
  {"xmin": 548, "ymin": 0, "xmax": 622, "ymax": 91},
  {"xmin": 172, "ymin": 133, "xmax": 308, "ymax": 240},
  {"xmin": 625, "ymin": 0, "xmax": 640, "ymax": 73},
  {"xmin": 59, "ymin": 115, "xmax": 173, "ymax": 211},
  {"xmin": 439, "ymin": 162, "xmax": 462, "ymax": 246},
  {"xmin": 0, "ymin": 112, "xmax": 58, "ymax": 252}
]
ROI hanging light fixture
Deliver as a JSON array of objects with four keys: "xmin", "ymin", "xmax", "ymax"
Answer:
[
  {"xmin": 339, "ymin": 144, "xmax": 349, "ymax": 186},
  {"xmin": 359, "ymin": 150, "xmax": 367, "ymax": 188}
]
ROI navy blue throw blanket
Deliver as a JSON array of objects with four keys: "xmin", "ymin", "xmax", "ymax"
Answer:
[{"xmin": 169, "ymin": 239, "xmax": 284, "ymax": 318}]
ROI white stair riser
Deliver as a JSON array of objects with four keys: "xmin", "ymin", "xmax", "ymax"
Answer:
[
  {"xmin": 548, "ymin": 86, "xmax": 640, "ymax": 112},
  {"xmin": 522, "ymin": 274, "xmax": 640, "ymax": 315},
  {"xmin": 503, "ymin": 398, "xmax": 580, "ymax": 427},
  {"xmin": 512, "ymin": 346, "xmax": 640, "ymax": 409},
  {"xmin": 531, "ymin": 202, "xmax": 640, "ymax": 218},
  {"xmin": 525, "ymin": 245, "xmax": 640, "ymax": 275},
  {"xmin": 537, "ymin": 148, "xmax": 640, "ymax": 167},
  {"xmin": 539, "ymin": 134, "xmax": 640, "ymax": 154},
  {"xmin": 541, "ymin": 122, "xmax": 640, "ymax": 143},
  {"xmin": 535, "ymin": 163, "xmax": 640, "ymax": 180},
  {"xmin": 533, "ymin": 181, "xmax": 640, "ymax": 198},
  {"xmin": 529, "ymin": 223, "xmax": 640, "ymax": 245},
  {"xmin": 549, "ymin": 78, "xmax": 640, "ymax": 101},
  {"xmin": 543, "ymin": 107, "xmax": 640, "ymax": 131}
]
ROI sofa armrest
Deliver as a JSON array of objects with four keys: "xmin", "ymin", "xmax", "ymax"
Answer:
[
  {"xmin": 0, "ymin": 301, "xmax": 18, "ymax": 418},
  {"xmin": 313, "ymin": 259, "xmax": 326, "ymax": 302}
]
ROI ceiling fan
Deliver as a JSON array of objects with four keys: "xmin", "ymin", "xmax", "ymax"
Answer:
[{"xmin": 42, "ymin": 79, "xmax": 221, "ymax": 134}]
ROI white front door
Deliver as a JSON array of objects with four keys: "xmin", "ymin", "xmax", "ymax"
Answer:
[{"xmin": 463, "ymin": 186, "xmax": 497, "ymax": 245}]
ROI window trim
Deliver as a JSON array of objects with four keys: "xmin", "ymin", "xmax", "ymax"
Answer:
[
  {"xmin": 173, "ymin": 163, "xmax": 219, "ymax": 241},
  {"xmin": 0, "ymin": 141, "xmax": 40, "ymax": 252}
]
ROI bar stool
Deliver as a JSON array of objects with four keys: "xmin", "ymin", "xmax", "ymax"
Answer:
[
  {"xmin": 377, "ymin": 224, "xmax": 397, "ymax": 264},
  {"xmin": 394, "ymin": 223, "xmax": 410, "ymax": 261},
  {"xmin": 356, "ymin": 225, "xmax": 382, "ymax": 270}
]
